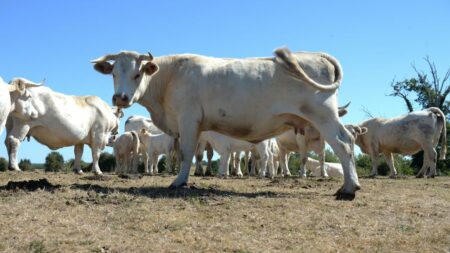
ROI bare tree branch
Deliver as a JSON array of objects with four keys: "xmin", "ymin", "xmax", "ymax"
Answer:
[{"xmin": 361, "ymin": 106, "xmax": 375, "ymax": 119}]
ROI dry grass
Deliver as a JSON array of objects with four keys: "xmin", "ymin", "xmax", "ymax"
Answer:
[{"xmin": 0, "ymin": 170, "xmax": 449, "ymax": 253}]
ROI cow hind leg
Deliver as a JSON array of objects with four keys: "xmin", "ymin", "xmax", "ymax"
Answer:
[
  {"xmin": 313, "ymin": 120, "xmax": 360, "ymax": 200},
  {"xmin": 383, "ymin": 152, "xmax": 397, "ymax": 178},
  {"xmin": 73, "ymin": 144, "xmax": 84, "ymax": 174},
  {"xmin": 194, "ymin": 141, "xmax": 206, "ymax": 176}
]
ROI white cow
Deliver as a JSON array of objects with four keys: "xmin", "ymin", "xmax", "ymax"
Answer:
[
  {"xmin": 0, "ymin": 77, "xmax": 38, "ymax": 135},
  {"xmin": 349, "ymin": 107, "xmax": 447, "ymax": 178},
  {"xmin": 92, "ymin": 47, "xmax": 360, "ymax": 200},
  {"xmin": 196, "ymin": 131, "xmax": 273, "ymax": 178},
  {"xmin": 5, "ymin": 80, "xmax": 122, "ymax": 174},
  {"xmin": 276, "ymin": 104, "xmax": 349, "ymax": 178},
  {"xmin": 137, "ymin": 129, "xmax": 175, "ymax": 175},
  {"xmin": 113, "ymin": 131, "xmax": 140, "ymax": 174},
  {"xmin": 307, "ymin": 157, "xmax": 344, "ymax": 177}
]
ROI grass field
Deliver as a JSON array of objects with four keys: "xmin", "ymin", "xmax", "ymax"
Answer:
[{"xmin": 0, "ymin": 170, "xmax": 449, "ymax": 253}]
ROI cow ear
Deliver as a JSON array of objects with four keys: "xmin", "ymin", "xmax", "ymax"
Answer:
[
  {"xmin": 357, "ymin": 127, "xmax": 368, "ymax": 135},
  {"xmin": 143, "ymin": 62, "xmax": 159, "ymax": 76},
  {"xmin": 338, "ymin": 108, "xmax": 348, "ymax": 117},
  {"xmin": 93, "ymin": 62, "xmax": 113, "ymax": 74}
]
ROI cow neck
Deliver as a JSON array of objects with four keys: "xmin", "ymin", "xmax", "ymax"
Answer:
[{"xmin": 138, "ymin": 56, "xmax": 173, "ymax": 116}]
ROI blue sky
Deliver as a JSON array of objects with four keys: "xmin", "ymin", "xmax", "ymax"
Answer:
[{"xmin": 1, "ymin": 1, "xmax": 449, "ymax": 163}]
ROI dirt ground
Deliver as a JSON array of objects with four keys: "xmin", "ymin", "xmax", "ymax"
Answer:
[{"xmin": 0, "ymin": 170, "xmax": 449, "ymax": 253}]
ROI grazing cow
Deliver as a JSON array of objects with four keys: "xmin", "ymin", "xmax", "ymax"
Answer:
[
  {"xmin": 276, "ymin": 103, "xmax": 349, "ymax": 178},
  {"xmin": 113, "ymin": 131, "xmax": 140, "ymax": 174},
  {"xmin": 196, "ymin": 131, "xmax": 273, "ymax": 178},
  {"xmin": 0, "ymin": 77, "xmax": 38, "ymax": 135},
  {"xmin": 307, "ymin": 157, "xmax": 343, "ymax": 177},
  {"xmin": 5, "ymin": 80, "xmax": 122, "ymax": 174},
  {"xmin": 92, "ymin": 47, "xmax": 360, "ymax": 199},
  {"xmin": 138, "ymin": 129, "xmax": 175, "ymax": 175},
  {"xmin": 349, "ymin": 108, "xmax": 447, "ymax": 178}
]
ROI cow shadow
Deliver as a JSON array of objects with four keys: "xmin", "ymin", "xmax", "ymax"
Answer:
[{"xmin": 69, "ymin": 182, "xmax": 291, "ymax": 199}]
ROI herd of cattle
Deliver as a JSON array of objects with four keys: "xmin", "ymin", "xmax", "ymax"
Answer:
[{"xmin": 0, "ymin": 47, "xmax": 446, "ymax": 200}]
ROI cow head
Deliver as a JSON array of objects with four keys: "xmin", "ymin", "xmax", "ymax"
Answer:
[
  {"xmin": 344, "ymin": 124, "xmax": 368, "ymax": 149},
  {"xmin": 8, "ymin": 78, "xmax": 40, "ymax": 121},
  {"xmin": 91, "ymin": 51, "xmax": 159, "ymax": 108}
]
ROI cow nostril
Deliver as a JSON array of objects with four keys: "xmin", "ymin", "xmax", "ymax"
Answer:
[{"xmin": 120, "ymin": 93, "xmax": 129, "ymax": 102}]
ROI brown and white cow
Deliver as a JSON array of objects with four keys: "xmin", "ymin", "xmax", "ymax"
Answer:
[
  {"xmin": 5, "ymin": 80, "xmax": 122, "ymax": 174},
  {"xmin": 349, "ymin": 107, "xmax": 447, "ymax": 178},
  {"xmin": 92, "ymin": 47, "xmax": 360, "ymax": 200}
]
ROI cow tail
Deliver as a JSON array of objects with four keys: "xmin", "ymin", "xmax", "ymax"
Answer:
[
  {"xmin": 430, "ymin": 107, "xmax": 447, "ymax": 160},
  {"xmin": 274, "ymin": 47, "xmax": 342, "ymax": 92}
]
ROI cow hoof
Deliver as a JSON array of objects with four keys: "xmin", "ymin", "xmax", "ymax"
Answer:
[
  {"xmin": 9, "ymin": 167, "xmax": 22, "ymax": 172},
  {"xmin": 427, "ymin": 174, "xmax": 436, "ymax": 178},
  {"xmin": 415, "ymin": 174, "xmax": 424, "ymax": 178},
  {"xmin": 368, "ymin": 174, "xmax": 377, "ymax": 178},
  {"xmin": 168, "ymin": 182, "xmax": 188, "ymax": 189},
  {"xmin": 204, "ymin": 170, "xmax": 213, "ymax": 177},
  {"xmin": 73, "ymin": 169, "xmax": 83, "ymax": 174},
  {"xmin": 389, "ymin": 174, "xmax": 398, "ymax": 179},
  {"xmin": 334, "ymin": 188, "xmax": 356, "ymax": 201},
  {"xmin": 237, "ymin": 173, "xmax": 243, "ymax": 178}
]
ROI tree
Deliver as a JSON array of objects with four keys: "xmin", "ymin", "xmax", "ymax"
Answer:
[
  {"xmin": 44, "ymin": 152, "xmax": 64, "ymax": 172},
  {"xmin": 0, "ymin": 157, "xmax": 8, "ymax": 172},
  {"xmin": 98, "ymin": 152, "xmax": 116, "ymax": 172},
  {"xmin": 19, "ymin": 159, "xmax": 33, "ymax": 171},
  {"xmin": 390, "ymin": 57, "xmax": 450, "ymax": 174}
]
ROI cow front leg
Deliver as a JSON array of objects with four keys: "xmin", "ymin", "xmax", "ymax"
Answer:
[
  {"xmin": 169, "ymin": 122, "xmax": 199, "ymax": 188},
  {"xmin": 6, "ymin": 136, "xmax": 22, "ymax": 171},
  {"xmin": 383, "ymin": 152, "xmax": 397, "ymax": 178},
  {"xmin": 315, "ymin": 121, "xmax": 360, "ymax": 200},
  {"xmin": 91, "ymin": 147, "xmax": 103, "ymax": 175},
  {"xmin": 73, "ymin": 144, "xmax": 84, "ymax": 174},
  {"xmin": 220, "ymin": 152, "xmax": 231, "ymax": 178},
  {"xmin": 369, "ymin": 152, "xmax": 379, "ymax": 178}
]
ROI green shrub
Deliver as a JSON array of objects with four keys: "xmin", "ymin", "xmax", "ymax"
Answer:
[
  {"xmin": 0, "ymin": 157, "xmax": 8, "ymax": 172},
  {"xmin": 19, "ymin": 159, "xmax": 33, "ymax": 171},
  {"xmin": 44, "ymin": 152, "xmax": 64, "ymax": 172}
]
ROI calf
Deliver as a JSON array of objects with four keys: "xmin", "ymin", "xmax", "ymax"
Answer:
[
  {"xmin": 113, "ymin": 131, "xmax": 140, "ymax": 174},
  {"xmin": 307, "ymin": 157, "xmax": 343, "ymax": 177},
  {"xmin": 138, "ymin": 129, "xmax": 175, "ymax": 175}
]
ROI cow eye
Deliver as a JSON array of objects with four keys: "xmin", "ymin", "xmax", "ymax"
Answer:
[{"xmin": 134, "ymin": 74, "xmax": 140, "ymax": 80}]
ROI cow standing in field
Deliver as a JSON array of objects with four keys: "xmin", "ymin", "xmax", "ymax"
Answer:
[
  {"xmin": 137, "ymin": 129, "xmax": 175, "ymax": 175},
  {"xmin": 276, "ymin": 104, "xmax": 349, "ymax": 178},
  {"xmin": 113, "ymin": 131, "xmax": 140, "ymax": 174},
  {"xmin": 92, "ymin": 47, "xmax": 361, "ymax": 200},
  {"xmin": 0, "ymin": 77, "xmax": 38, "ymax": 136},
  {"xmin": 349, "ymin": 107, "xmax": 447, "ymax": 178},
  {"xmin": 5, "ymin": 80, "xmax": 122, "ymax": 174}
]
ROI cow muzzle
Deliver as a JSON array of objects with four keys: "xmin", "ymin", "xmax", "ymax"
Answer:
[{"xmin": 112, "ymin": 93, "xmax": 131, "ymax": 108}]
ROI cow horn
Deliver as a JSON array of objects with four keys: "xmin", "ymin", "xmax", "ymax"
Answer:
[
  {"xmin": 137, "ymin": 52, "xmax": 154, "ymax": 62},
  {"xmin": 90, "ymin": 54, "xmax": 117, "ymax": 63},
  {"xmin": 338, "ymin": 101, "xmax": 351, "ymax": 110}
]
